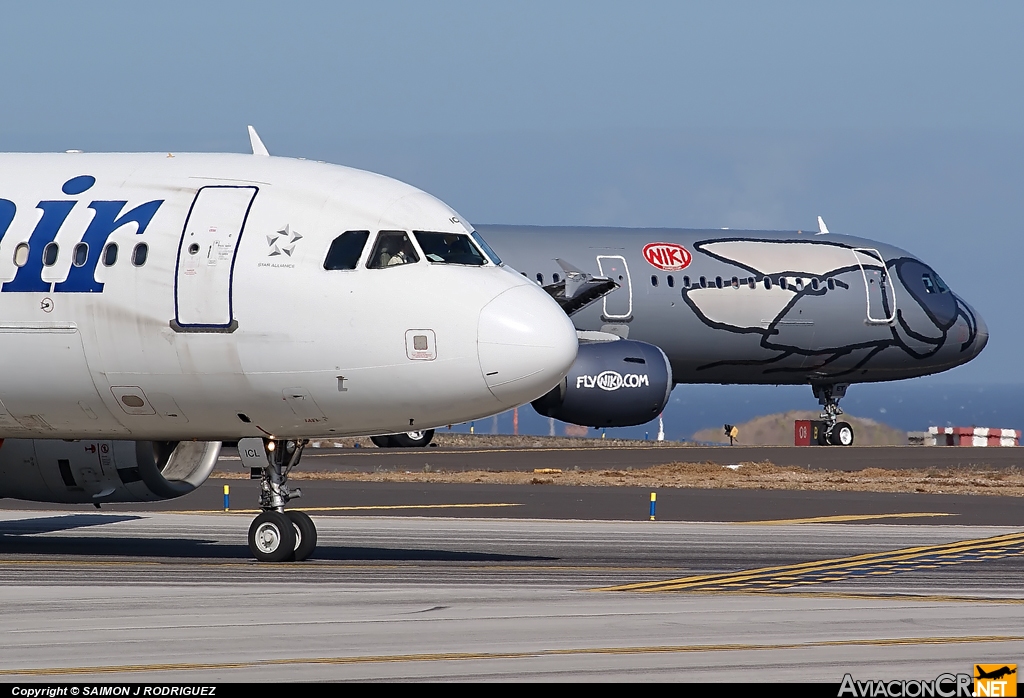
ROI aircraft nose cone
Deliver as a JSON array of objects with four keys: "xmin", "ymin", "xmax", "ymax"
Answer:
[
  {"xmin": 478, "ymin": 285, "xmax": 578, "ymax": 407},
  {"xmin": 972, "ymin": 309, "xmax": 989, "ymax": 357}
]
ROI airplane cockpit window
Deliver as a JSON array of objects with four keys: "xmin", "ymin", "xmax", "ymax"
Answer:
[
  {"xmin": 367, "ymin": 231, "xmax": 419, "ymax": 269},
  {"xmin": 324, "ymin": 230, "xmax": 370, "ymax": 270},
  {"xmin": 922, "ymin": 273, "xmax": 949, "ymax": 294},
  {"xmin": 471, "ymin": 231, "xmax": 502, "ymax": 265},
  {"xmin": 413, "ymin": 231, "xmax": 487, "ymax": 266}
]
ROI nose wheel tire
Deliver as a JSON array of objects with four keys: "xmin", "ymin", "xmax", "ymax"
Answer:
[
  {"xmin": 248, "ymin": 511, "xmax": 296, "ymax": 562},
  {"xmin": 829, "ymin": 422, "xmax": 855, "ymax": 446},
  {"xmin": 286, "ymin": 510, "xmax": 318, "ymax": 562}
]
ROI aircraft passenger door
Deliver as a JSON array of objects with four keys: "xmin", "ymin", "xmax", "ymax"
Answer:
[
  {"xmin": 596, "ymin": 255, "xmax": 632, "ymax": 319},
  {"xmin": 853, "ymin": 248, "xmax": 897, "ymax": 325},
  {"xmin": 173, "ymin": 186, "xmax": 258, "ymax": 332}
]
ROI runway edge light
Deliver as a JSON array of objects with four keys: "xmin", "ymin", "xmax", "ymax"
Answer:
[{"xmin": 650, "ymin": 492, "xmax": 657, "ymax": 521}]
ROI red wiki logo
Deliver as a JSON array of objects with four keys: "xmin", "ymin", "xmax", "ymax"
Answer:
[{"xmin": 642, "ymin": 242, "xmax": 691, "ymax": 271}]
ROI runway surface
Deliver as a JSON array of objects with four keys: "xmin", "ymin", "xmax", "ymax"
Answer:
[
  {"xmin": 5, "ymin": 478, "xmax": 1024, "ymax": 526},
  {"xmin": 233, "ymin": 443, "xmax": 1024, "ymax": 473},
  {"xmin": 2, "ymin": 504, "xmax": 1024, "ymax": 680},
  {"xmin": 3, "ymin": 444, "xmax": 1023, "ymax": 681}
]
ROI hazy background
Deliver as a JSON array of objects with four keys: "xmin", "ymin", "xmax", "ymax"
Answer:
[{"xmin": 1, "ymin": 2, "xmax": 1019, "ymax": 438}]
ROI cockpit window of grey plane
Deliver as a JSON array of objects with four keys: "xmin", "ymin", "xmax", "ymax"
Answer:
[
  {"xmin": 367, "ymin": 231, "xmax": 419, "ymax": 268},
  {"xmin": 413, "ymin": 231, "xmax": 487, "ymax": 266},
  {"xmin": 323, "ymin": 230, "xmax": 370, "ymax": 271}
]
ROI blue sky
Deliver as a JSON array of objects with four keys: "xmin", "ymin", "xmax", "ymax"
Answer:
[{"xmin": 2, "ymin": 2, "xmax": 1021, "ymax": 383}]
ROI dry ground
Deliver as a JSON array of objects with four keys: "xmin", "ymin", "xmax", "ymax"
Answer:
[{"xmin": 213, "ymin": 461, "xmax": 1024, "ymax": 497}]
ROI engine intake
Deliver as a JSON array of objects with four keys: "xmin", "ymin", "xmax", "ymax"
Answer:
[
  {"xmin": 531, "ymin": 339, "xmax": 673, "ymax": 427},
  {"xmin": 0, "ymin": 439, "xmax": 221, "ymax": 504}
]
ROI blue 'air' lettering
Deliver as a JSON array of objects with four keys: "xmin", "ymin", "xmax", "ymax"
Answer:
[
  {"xmin": 0, "ymin": 177, "xmax": 164, "ymax": 294},
  {"xmin": 3, "ymin": 200, "xmax": 77, "ymax": 292},
  {"xmin": 54, "ymin": 200, "xmax": 163, "ymax": 293},
  {"xmin": 0, "ymin": 200, "xmax": 14, "ymax": 240}
]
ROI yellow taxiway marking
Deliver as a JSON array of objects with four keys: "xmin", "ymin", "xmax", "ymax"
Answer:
[
  {"xmin": 5, "ymin": 635, "xmax": 1022, "ymax": 676},
  {"xmin": 598, "ymin": 530, "xmax": 1024, "ymax": 593},
  {"xmin": 737, "ymin": 512, "xmax": 956, "ymax": 525},
  {"xmin": 170, "ymin": 503, "xmax": 523, "ymax": 515}
]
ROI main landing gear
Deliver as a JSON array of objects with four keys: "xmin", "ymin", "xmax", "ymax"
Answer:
[
  {"xmin": 370, "ymin": 429, "xmax": 435, "ymax": 448},
  {"xmin": 812, "ymin": 383, "xmax": 854, "ymax": 446},
  {"xmin": 238, "ymin": 437, "xmax": 317, "ymax": 562}
]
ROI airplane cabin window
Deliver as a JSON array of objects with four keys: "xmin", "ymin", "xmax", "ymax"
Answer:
[
  {"xmin": 132, "ymin": 242, "xmax": 148, "ymax": 267},
  {"xmin": 699, "ymin": 276, "xmax": 707, "ymax": 288},
  {"xmin": 667, "ymin": 275, "xmax": 674, "ymax": 288},
  {"xmin": 413, "ymin": 231, "xmax": 486, "ymax": 266},
  {"xmin": 72, "ymin": 243, "xmax": 88, "ymax": 267},
  {"xmin": 764, "ymin": 277, "xmax": 772, "ymax": 290},
  {"xmin": 553, "ymin": 273, "xmax": 560, "ymax": 283},
  {"xmin": 536, "ymin": 273, "xmax": 544, "ymax": 284},
  {"xmin": 651, "ymin": 275, "xmax": 658, "ymax": 287},
  {"xmin": 827, "ymin": 278, "xmax": 835, "ymax": 290},
  {"xmin": 731, "ymin": 276, "xmax": 739, "ymax": 289},
  {"xmin": 683, "ymin": 276, "xmax": 690, "ymax": 288},
  {"xmin": 367, "ymin": 231, "xmax": 419, "ymax": 269},
  {"xmin": 102, "ymin": 243, "xmax": 118, "ymax": 267},
  {"xmin": 811, "ymin": 278, "xmax": 819, "ymax": 290},
  {"xmin": 748, "ymin": 277, "xmax": 756, "ymax": 289},
  {"xmin": 13, "ymin": 242, "xmax": 29, "ymax": 267},
  {"xmin": 715, "ymin": 276, "xmax": 723, "ymax": 289},
  {"xmin": 324, "ymin": 230, "xmax": 370, "ymax": 270},
  {"xmin": 779, "ymin": 277, "xmax": 787, "ymax": 290},
  {"xmin": 796, "ymin": 278, "xmax": 805, "ymax": 291},
  {"xmin": 42, "ymin": 242, "xmax": 58, "ymax": 267}
]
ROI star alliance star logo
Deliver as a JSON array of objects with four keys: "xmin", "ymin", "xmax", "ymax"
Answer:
[{"xmin": 267, "ymin": 224, "xmax": 302, "ymax": 257}]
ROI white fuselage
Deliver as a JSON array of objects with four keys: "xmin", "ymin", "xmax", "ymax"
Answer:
[{"xmin": 0, "ymin": 153, "xmax": 577, "ymax": 440}]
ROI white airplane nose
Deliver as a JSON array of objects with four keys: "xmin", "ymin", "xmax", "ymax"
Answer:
[{"xmin": 478, "ymin": 284, "xmax": 578, "ymax": 407}]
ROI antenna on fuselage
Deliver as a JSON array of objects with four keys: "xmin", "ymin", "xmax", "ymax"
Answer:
[
  {"xmin": 247, "ymin": 125, "xmax": 270, "ymax": 156},
  {"xmin": 816, "ymin": 216, "xmax": 830, "ymax": 235}
]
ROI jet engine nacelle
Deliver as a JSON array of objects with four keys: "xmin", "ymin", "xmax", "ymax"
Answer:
[
  {"xmin": 531, "ymin": 339, "xmax": 673, "ymax": 427},
  {"xmin": 0, "ymin": 439, "xmax": 221, "ymax": 504}
]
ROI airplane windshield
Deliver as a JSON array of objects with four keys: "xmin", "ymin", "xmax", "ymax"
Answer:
[
  {"xmin": 471, "ymin": 231, "xmax": 502, "ymax": 265},
  {"xmin": 413, "ymin": 231, "xmax": 487, "ymax": 266},
  {"xmin": 367, "ymin": 231, "xmax": 419, "ymax": 269}
]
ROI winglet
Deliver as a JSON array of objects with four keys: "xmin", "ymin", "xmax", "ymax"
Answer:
[
  {"xmin": 816, "ymin": 216, "xmax": 830, "ymax": 235},
  {"xmin": 247, "ymin": 125, "xmax": 269, "ymax": 156}
]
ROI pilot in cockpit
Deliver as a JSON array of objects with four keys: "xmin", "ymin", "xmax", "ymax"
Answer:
[{"xmin": 372, "ymin": 231, "xmax": 419, "ymax": 268}]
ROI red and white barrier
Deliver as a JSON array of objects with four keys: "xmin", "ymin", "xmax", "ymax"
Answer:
[{"xmin": 926, "ymin": 426, "xmax": 1020, "ymax": 447}]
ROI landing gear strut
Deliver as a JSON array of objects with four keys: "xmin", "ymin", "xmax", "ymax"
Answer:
[
  {"xmin": 238, "ymin": 437, "xmax": 316, "ymax": 562},
  {"xmin": 812, "ymin": 384, "xmax": 854, "ymax": 446}
]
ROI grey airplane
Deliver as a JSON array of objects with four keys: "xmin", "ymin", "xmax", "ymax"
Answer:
[{"xmin": 463, "ymin": 219, "xmax": 988, "ymax": 446}]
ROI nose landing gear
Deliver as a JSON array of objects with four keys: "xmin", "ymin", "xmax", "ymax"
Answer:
[
  {"xmin": 812, "ymin": 383, "xmax": 854, "ymax": 446},
  {"xmin": 238, "ymin": 437, "xmax": 316, "ymax": 562}
]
